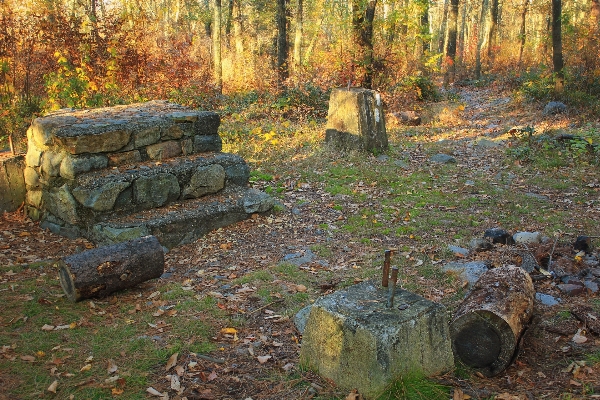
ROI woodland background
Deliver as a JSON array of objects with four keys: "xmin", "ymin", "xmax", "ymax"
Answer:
[{"xmin": 1, "ymin": 0, "xmax": 600, "ymax": 150}]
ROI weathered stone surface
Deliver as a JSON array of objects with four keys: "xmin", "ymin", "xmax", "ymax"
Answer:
[
  {"xmin": 134, "ymin": 173, "xmax": 180, "ymax": 208},
  {"xmin": 430, "ymin": 153, "xmax": 456, "ymax": 164},
  {"xmin": 325, "ymin": 88, "xmax": 388, "ymax": 153},
  {"xmin": 134, "ymin": 126, "xmax": 161, "ymax": 148},
  {"xmin": 242, "ymin": 189, "xmax": 275, "ymax": 213},
  {"xmin": 513, "ymin": 231, "xmax": 542, "ymax": 244},
  {"xmin": 0, "ymin": 154, "xmax": 26, "ymax": 212},
  {"xmin": 163, "ymin": 124, "xmax": 187, "ymax": 140},
  {"xmin": 299, "ymin": 280, "xmax": 453, "ymax": 399},
  {"xmin": 26, "ymin": 143, "xmax": 43, "ymax": 167},
  {"xmin": 43, "ymin": 184, "xmax": 80, "ymax": 225},
  {"xmin": 40, "ymin": 150, "xmax": 66, "ymax": 178},
  {"xmin": 544, "ymin": 101, "xmax": 567, "ymax": 115},
  {"xmin": 24, "ymin": 166, "xmax": 40, "ymax": 188},
  {"xmin": 181, "ymin": 138, "xmax": 193, "ymax": 155},
  {"xmin": 60, "ymin": 154, "xmax": 108, "ymax": 180},
  {"xmin": 56, "ymin": 129, "xmax": 132, "ymax": 154},
  {"xmin": 193, "ymin": 134, "xmax": 222, "ymax": 153},
  {"xmin": 442, "ymin": 261, "xmax": 490, "ymax": 287},
  {"xmin": 146, "ymin": 140, "xmax": 183, "ymax": 160},
  {"xmin": 181, "ymin": 164, "xmax": 226, "ymax": 199},
  {"xmin": 26, "ymin": 189, "xmax": 43, "ymax": 208},
  {"xmin": 90, "ymin": 224, "xmax": 151, "ymax": 246},
  {"xmin": 73, "ymin": 181, "xmax": 131, "ymax": 211},
  {"xmin": 107, "ymin": 150, "xmax": 141, "ymax": 167}
]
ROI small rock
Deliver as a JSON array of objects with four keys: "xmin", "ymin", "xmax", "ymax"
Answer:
[
  {"xmin": 484, "ymin": 228, "xmax": 515, "ymax": 245},
  {"xmin": 574, "ymin": 236, "xmax": 591, "ymax": 252},
  {"xmin": 513, "ymin": 231, "xmax": 542, "ymax": 245},
  {"xmin": 376, "ymin": 155, "xmax": 390, "ymax": 162},
  {"xmin": 469, "ymin": 238, "xmax": 493, "ymax": 252},
  {"xmin": 393, "ymin": 160, "xmax": 410, "ymax": 169},
  {"xmin": 535, "ymin": 292, "xmax": 561, "ymax": 306},
  {"xmin": 543, "ymin": 101, "xmax": 567, "ymax": 115},
  {"xmin": 394, "ymin": 111, "xmax": 421, "ymax": 126},
  {"xmin": 475, "ymin": 138, "xmax": 502, "ymax": 149},
  {"xmin": 525, "ymin": 192, "xmax": 549, "ymax": 201},
  {"xmin": 430, "ymin": 154, "xmax": 456, "ymax": 164},
  {"xmin": 557, "ymin": 283, "xmax": 586, "ymax": 296},
  {"xmin": 561, "ymin": 275, "xmax": 582, "ymax": 285},
  {"xmin": 464, "ymin": 180, "xmax": 475, "ymax": 186},
  {"xmin": 584, "ymin": 280, "xmax": 599, "ymax": 293},
  {"xmin": 294, "ymin": 305, "xmax": 313, "ymax": 334},
  {"xmin": 296, "ymin": 284, "xmax": 307, "ymax": 292},
  {"xmin": 448, "ymin": 245, "xmax": 469, "ymax": 257},
  {"xmin": 441, "ymin": 261, "xmax": 490, "ymax": 288}
]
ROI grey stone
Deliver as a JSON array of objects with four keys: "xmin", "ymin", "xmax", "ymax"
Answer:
[
  {"xmin": 146, "ymin": 140, "xmax": 182, "ymax": 160},
  {"xmin": 475, "ymin": 138, "xmax": 502, "ymax": 149},
  {"xmin": 557, "ymin": 283, "xmax": 585, "ymax": 296},
  {"xmin": 429, "ymin": 153, "xmax": 456, "ymax": 164},
  {"xmin": 242, "ymin": 188, "xmax": 274, "ymax": 214},
  {"xmin": 543, "ymin": 101, "xmax": 567, "ymax": 115},
  {"xmin": 25, "ymin": 144, "xmax": 43, "ymax": 167},
  {"xmin": 525, "ymin": 192, "xmax": 549, "ymax": 201},
  {"xmin": 448, "ymin": 244, "xmax": 470, "ymax": 257},
  {"xmin": 60, "ymin": 154, "xmax": 108, "ymax": 179},
  {"xmin": 484, "ymin": 227, "xmax": 514, "ymax": 244},
  {"xmin": 535, "ymin": 292, "xmax": 561, "ymax": 306},
  {"xmin": 134, "ymin": 173, "xmax": 180, "ymax": 208},
  {"xmin": 0, "ymin": 154, "xmax": 26, "ymax": 212},
  {"xmin": 282, "ymin": 249, "xmax": 317, "ymax": 266},
  {"xmin": 40, "ymin": 150, "xmax": 66, "ymax": 178},
  {"xmin": 376, "ymin": 155, "xmax": 389, "ymax": 162},
  {"xmin": 193, "ymin": 134, "xmax": 222, "ymax": 153},
  {"xmin": 584, "ymin": 280, "xmax": 599, "ymax": 293},
  {"xmin": 294, "ymin": 304, "xmax": 312, "ymax": 334},
  {"xmin": 224, "ymin": 162, "xmax": 250, "ymax": 186},
  {"xmin": 325, "ymin": 88, "xmax": 388, "ymax": 153},
  {"xmin": 91, "ymin": 224, "xmax": 150, "ymax": 245},
  {"xmin": 513, "ymin": 231, "xmax": 542, "ymax": 245},
  {"xmin": 469, "ymin": 238, "xmax": 493, "ymax": 252},
  {"xmin": 442, "ymin": 261, "xmax": 490, "ymax": 287},
  {"xmin": 181, "ymin": 164, "xmax": 226, "ymax": 199},
  {"xmin": 162, "ymin": 124, "xmax": 185, "ymax": 140},
  {"xmin": 55, "ymin": 129, "xmax": 131, "ymax": 154},
  {"xmin": 134, "ymin": 126, "xmax": 161, "ymax": 148},
  {"xmin": 24, "ymin": 167, "xmax": 40, "ymax": 188},
  {"xmin": 26, "ymin": 190, "xmax": 43, "ymax": 208},
  {"xmin": 181, "ymin": 138, "xmax": 193, "ymax": 155},
  {"xmin": 299, "ymin": 280, "xmax": 453, "ymax": 399},
  {"xmin": 393, "ymin": 160, "xmax": 410, "ymax": 169},
  {"xmin": 72, "ymin": 181, "xmax": 131, "ymax": 211},
  {"xmin": 166, "ymin": 111, "xmax": 199, "ymax": 122},
  {"xmin": 107, "ymin": 150, "xmax": 141, "ymax": 167},
  {"xmin": 43, "ymin": 184, "xmax": 80, "ymax": 225},
  {"xmin": 395, "ymin": 111, "xmax": 421, "ymax": 126}
]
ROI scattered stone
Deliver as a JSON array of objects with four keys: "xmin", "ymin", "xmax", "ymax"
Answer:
[
  {"xmin": 282, "ymin": 249, "xmax": 317, "ymax": 267},
  {"xmin": 525, "ymin": 192, "xmax": 549, "ymax": 201},
  {"xmin": 584, "ymin": 280, "xmax": 599, "ymax": 293},
  {"xmin": 469, "ymin": 238, "xmax": 493, "ymax": 252},
  {"xmin": 574, "ymin": 236, "xmax": 591, "ymax": 252},
  {"xmin": 474, "ymin": 138, "xmax": 502, "ymax": 149},
  {"xmin": 430, "ymin": 153, "xmax": 456, "ymax": 164},
  {"xmin": 299, "ymin": 280, "xmax": 453, "ymax": 398},
  {"xmin": 181, "ymin": 164, "xmax": 226, "ymax": 199},
  {"xmin": 571, "ymin": 305, "xmax": 600, "ymax": 335},
  {"xmin": 484, "ymin": 228, "xmax": 514, "ymax": 245},
  {"xmin": 535, "ymin": 293, "xmax": 560, "ymax": 306},
  {"xmin": 441, "ymin": 261, "xmax": 490, "ymax": 287},
  {"xmin": 515, "ymin": 251, "xmax": 539, "ymax": 273},
  {"xmin": 393, "ymin": 159, "xmax": 410, "ymax": 169},
  {"xmin": 394, "ymin": 111, "xmax": 422, "ymax": 126},
  {"xmin": 448, "ymin": 245, "xmax": 469, "ymax": 257},
  {"xmin": 513, "ymin": 232, "xmax": 542, "ymax": 245},
  {"xmin": 543, "ymin": 101, "xmax": 567, "ymax": 115},
  {"xmin": 376, "ymin": 155, "xmax": 389, "ymax": 162},
  {"xmin": 557, "ymin": 283, "xmax": 586, "ymax": 296},
  {"xmin": 464, "ymin": 180, "xmax": 475, "ymax": 186}
]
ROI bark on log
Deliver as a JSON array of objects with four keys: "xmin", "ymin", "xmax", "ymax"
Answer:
[
  {"xmin": 58, "ymin": 235, "xmax": 164, "ymax": 302},
  {"xmin": 450, "ymin": 266, "xmax": 534, "ymax": 376}
]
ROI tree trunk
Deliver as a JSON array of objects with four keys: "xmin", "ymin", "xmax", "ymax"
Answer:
[
  {"xmin": 212, "ymin": 0, "xmax": 223, "ymax": 93},
  {"xmin": 552, "ymin": 0, "xmax": 564, "ymax": 95},
  {"xmin": 443, "ymin": 0, "xmax": 459, "ymax": 87},
  {"xmin": 293, "ymin": 0, "xmax": 303, "ymax": 71},
  {"xmin": 450, "ymin": 266, "xmax": 534, "ymax": 377},
  {"xmin": 486, "ymin": 0, "xmax": 499, "ymax": 62},
  {"xmin": 233, "ymin": 0, "xmax": 244, "ymax": 57},
  {"xmin": 58, "ymin": 236, "xmax": 165, "ymax": 302},
  {"xmin": 276, "ymin": 0, "xmax": 289, "ymax": 89},
  {"xmin": 437, "ymin": 0, "xmax": 449, "ymax": 55},
  {"xmin": 518, "ymin": 0, "xmax": 529, "ymax": 65},
  {"xmin": 474, "ymin": 0, "xmax": 489, "ymax": 79},
  {"xmin": 225, "ymin": 0, "xmax": 234, "ymax": 45},
  {"xmin": 352, "ymin": 0, "xmax": 377, "ymax": 89}
]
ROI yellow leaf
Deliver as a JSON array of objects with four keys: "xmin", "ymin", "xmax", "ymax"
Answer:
[
  {"xmin": 80, "ymin": 363, "xmax": 92, "ymax": 371},
  {"xmin": 69, "ymin": 322, "xmax": 77, "ymax": 329},
  {"xmin": 111, "ymin": 388, "xmax": 124, "ymax": 395},
  {"xmin": 36, "ymin": 351, "xmax": 46, "ymax": 358},
  {"xmin": 221, "ymin": 327, "xmax": 238, "ymax": 335}
]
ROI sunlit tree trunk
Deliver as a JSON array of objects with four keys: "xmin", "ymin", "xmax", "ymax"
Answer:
[
  {"xmin": 276, "ymin": 0, "xmax": 289, "ymax": 89},
  {"xmin": 213, "ymin": 0, "xmax": 223, "ymax": 93},
  {"xmin": 552, "ymin": 0, "xmax": 564, "ymax": 95},
  {"xmin": 352, "ymin": 0, "xmax": 377, "ymax": 89},
  {"xmin": 437, "ymin": 0, "xmax": 449, "ymax": 54},
  {"xmin": 225, "ymin": 0, "xmax": 233, "ymax": 46},
  {"xmin": 293, "ymin": 0, "xmax": 303, "ymax": 70},
  {"xmin": 486, "ymin": 0, "xmax": 498, "ymax": 63},
  {"xmin": 475, "ymin": 0, "xmax": 488, "ymax": 79},
  {"xmin": 233, "ymin": 0, "xmax": 243, "ymax": 57},
  {"xmin": 518, "ymin": 0, "xmax": 529, "ymax": 65}
]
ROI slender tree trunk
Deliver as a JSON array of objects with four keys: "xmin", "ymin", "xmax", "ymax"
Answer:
[
  {"xmin": 444, "ymin": 0, "xmax": 459, "ymax": 87},
  {"xmin": 276, "ymin": 0, "xmax": 289, "ymax": 89},
  {"xmin": 225, "ymin": 0, "xmax": 234, "ymax": 46},
  {"xmin": 457, "ymin": 0, "xmax": 468, "ymax": 68},
  {"xmin": 518, "ymin": 0, "xmax": 529, "ymax": 65},
  {"xmin": 233, "ymin": 0, "xmax": 244, "ymax": 57},
  {"xmin": 213, "ymin": 0, "xmax": 223, "ymax": 93},
  {"xmin": 475, "ymin": 0, "xmax": 488, "ymax": 79},
  {"xmin": 487, "ymin": 0, "xmax": 499, "ymax": 62},
  {"xmin": 293, "ymin": 0, "xmax": 303, "ymax": 70},
  {"xmin": 552, "ymin": 0, "xmax": 564, "ymax": 95},
  {"xmin": 438, "ymin": 0, "xmax": 449, "ymax": 54},
  {"xmin": 352, "ymin": 0, "xmax": 377, "ymax": 89}
]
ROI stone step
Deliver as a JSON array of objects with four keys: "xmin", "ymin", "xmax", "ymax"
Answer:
[{"xmin": 87, "ymin": 186, "xmax": 274, "ymax": 249}]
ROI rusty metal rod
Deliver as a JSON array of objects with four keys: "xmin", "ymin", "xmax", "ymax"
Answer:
[
  {"xmin": 387, "ymin": 266, "xmax": 399, "ymax": 308},
  {"xmin": 382, "ymin": 249, "xmax": 391, "ymax": 287}
]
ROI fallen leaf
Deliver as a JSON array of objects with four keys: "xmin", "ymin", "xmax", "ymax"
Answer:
[
  {"xmin": 41, "ymin": 324, "xmax": 55, "ymax": 331},
  {"xmin": 221, "ymin": 327, "xmax": 238, "ymax": 335},
  {"xmin": 174, "ymin": 365, "xmax": 185, "ymax": 376},
  {"xmin": 146, "ymin": 386, "xmax": 166, "ymax": 397},
  {"xmin": 111, "ymin": 388, "xmax": 124, "ymax": 395},
  {"xmin": 107, "ymin": 359, "xmax": 118, "ymax": 374},
  {"xmin": 572, "ymin": 329, "xmax": 588, "ymax": 344},
  {"xmin": 47, "ymin": 380, "xmax": 58, "ymax": 393},
  {"xmin": 170, "ymin": 374, "xmax": 181, "ymax": 392},
  {"xmin": 147, "ymin": 291, "xmax": 160, "ymax": 300},
  {"xmin": 80, "ymin": 363, "xmax": 92, "ymax": 372},
  {"xmin": 207, "ymin": 370, "xmax": 218, "ymax": 381},
  {"xmin": 165, "ymin": 352, "xmax": 178, "ymax": 371},
  {"xmin": 20, "ymin": 355, "xmax": 35, "ymax": 362},
  {"xmin": 257, "ymin": 355, "xmax": 272, "ymax": 364},
  {"xmin": 105, "ymin": 375, "xmax": 120, "ymax": 383}
]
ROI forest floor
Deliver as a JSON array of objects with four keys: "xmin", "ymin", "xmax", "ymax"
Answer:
[{"xmin": 2, "ymin": 83, "xmax": 600, "ymax": 399}]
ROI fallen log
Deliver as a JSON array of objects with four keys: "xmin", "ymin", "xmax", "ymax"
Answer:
[
  {"xmin": 58, "ymin": 235, "xmax": 164, "ymax": 302},
  {"xmin": 450, "ymin": 266, "xmax": 534, "ymax": 377}
]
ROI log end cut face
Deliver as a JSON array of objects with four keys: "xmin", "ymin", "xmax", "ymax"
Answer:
[{"xmin": 452, "ymin": 315, "xmax": 502, "ymax": 368}]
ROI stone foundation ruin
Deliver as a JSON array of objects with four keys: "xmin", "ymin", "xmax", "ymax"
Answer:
[{"xmin": 24, "ymin": 101, "xmax": 273, "ymax": 248}]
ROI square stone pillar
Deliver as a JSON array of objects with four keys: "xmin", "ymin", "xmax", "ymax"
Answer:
[{"xmin": 325, "ymin": 88, "xmax": 388, "ymax": 153}]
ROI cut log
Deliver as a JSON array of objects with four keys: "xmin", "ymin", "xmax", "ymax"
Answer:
[
  {"xmin": 450, "ymin": 266, "xmax": 534, "ymax": 376},
  {"xmin": 58, "ymin": 235, "xmax": 164, "ymax": 302}
]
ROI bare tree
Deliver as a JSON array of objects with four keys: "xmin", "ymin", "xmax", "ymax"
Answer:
[
  {"xmin": 551, "ymin": 0, "xmax": 564, "ymax": 95},
  {"xmin": 276, "ymin": 0, "xmax": 289, "ymax": 88},
  {"xmin": 213, "ymin": 0, "xmax": 223, "ymax": 93},
  {"xmin": 293, "ymin": 0, "xmax": 303, "ymax": 71},
  {"xmin": 443, "ymin": 0, "xmax": 459, "ymax": 87},
  {"xmin": 352, "ymin": 0, "xmax": 377, "ymax": 88}
]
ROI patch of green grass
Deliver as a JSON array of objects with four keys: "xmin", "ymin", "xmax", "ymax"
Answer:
[
  {"xmin": 375, "ymin": 372, "xmax": 451, "ymax": 400},
  {"xmin": 234, "ymin": 270, "xmax": 274, "ymax": 285}
]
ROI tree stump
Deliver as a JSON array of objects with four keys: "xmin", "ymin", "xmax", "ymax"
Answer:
[
  {"xmin": 450, "ymin": 266, "xmax": 534, "ymax": 376},
  {"xmin": 58, "ymin": 235, "xmax": 164, "ymax": 302}
]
